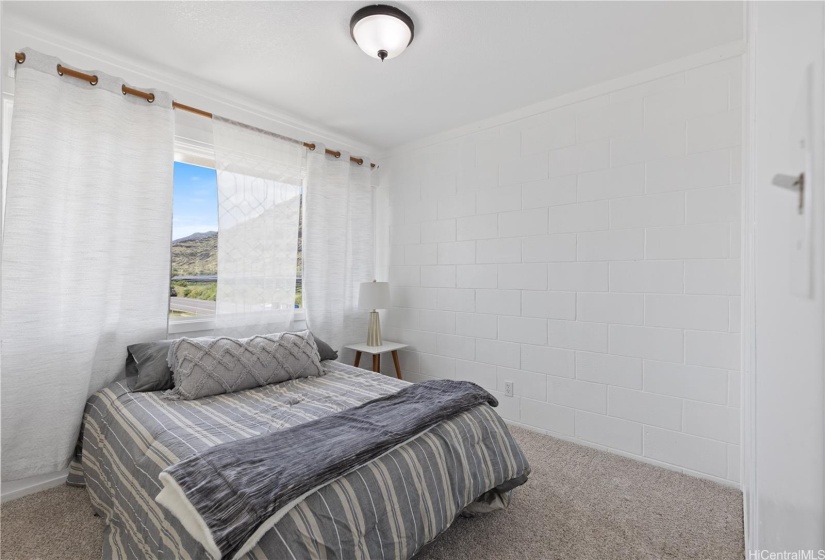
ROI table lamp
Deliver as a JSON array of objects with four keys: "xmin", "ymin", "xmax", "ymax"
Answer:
[{"xmin": 358, "ymin": 280, "xmax": 390, "ymax": 346}]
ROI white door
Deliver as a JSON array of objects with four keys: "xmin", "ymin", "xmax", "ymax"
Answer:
[{"xmin": 747, "ymin": 1, "xmax": 825, "ymax": 553}]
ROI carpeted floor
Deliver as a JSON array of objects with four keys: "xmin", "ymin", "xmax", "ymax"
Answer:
[{"xmin": 0, "ymin": 426, "xmax": 744, "ymax": 560}]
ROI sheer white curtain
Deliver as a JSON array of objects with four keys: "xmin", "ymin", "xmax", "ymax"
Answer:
[
  {"xmin": 303, "ymin": 145, "xmax": 374, "ymax": 351},
  {"xmin": 212, "ymin": 117, "xmax": 304, "ymax": 336},
  {"xmin": 0, "ymin": 49, "xmax": 174, "ymax": 480}
]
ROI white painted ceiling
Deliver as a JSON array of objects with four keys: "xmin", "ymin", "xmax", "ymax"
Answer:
[{"xmin": 4, "ymin": 1, "xmax": 743, "ymax": 150}]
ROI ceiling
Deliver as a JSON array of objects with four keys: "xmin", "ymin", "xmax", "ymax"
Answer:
[{"xmin": 4, "ymin": 1, "xmax": 743, "ymax": 150}]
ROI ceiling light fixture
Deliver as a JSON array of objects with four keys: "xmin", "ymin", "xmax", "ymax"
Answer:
[{"xmin": 350, "ymin": 4, "xmax": 414, "ymax": 62}]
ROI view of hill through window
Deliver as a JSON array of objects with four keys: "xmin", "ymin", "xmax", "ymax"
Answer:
[
  {"xmin": 169, "ymin": 162, "xmax": 302, "ymax": 319},
  {"xmin": 169, "ymin": 162, "xmax": 219, "ymax": 319}
]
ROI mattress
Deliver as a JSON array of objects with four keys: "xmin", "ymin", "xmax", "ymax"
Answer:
[{"xmin": 68, "ymin": 361, "xmax": 530, "ymax": 559}]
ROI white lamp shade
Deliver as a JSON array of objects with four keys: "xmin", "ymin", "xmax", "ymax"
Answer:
[
  {"xmin": 352, "ymin": 13, "xmax": 413, "ymax": 60},
  {"xmin": 359, "ymin": 281, "xmax": 391, "ymax": 310}
]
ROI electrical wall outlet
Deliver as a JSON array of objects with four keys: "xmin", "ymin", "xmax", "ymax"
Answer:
[{"xmin": 504, "ymin": 381, "xmax": 514, "ymax": 398}]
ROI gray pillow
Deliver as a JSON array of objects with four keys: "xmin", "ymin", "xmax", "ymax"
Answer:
[
  {"xmin": 313, "ymin": 336, "xmax": 338, "ymax": 361},
  {"xmin": 125, "ymin": 340, "xmax": 174, "ymax": 392},
  {"xmin": 164, "ymin": 330, "xmax": 324, "ymax": 400}
]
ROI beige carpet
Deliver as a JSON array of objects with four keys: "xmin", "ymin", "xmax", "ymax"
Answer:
[{"xmin": 0, "ymin": 426, "xmax": 744, "ymax": 560}]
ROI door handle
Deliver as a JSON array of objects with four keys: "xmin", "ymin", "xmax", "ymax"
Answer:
[{"xmin": 772, "ymin": 172, "xmax": 805, "ymax": 213}]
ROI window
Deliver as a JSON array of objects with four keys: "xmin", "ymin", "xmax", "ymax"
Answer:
[
  {"xmin": 4, "ymin": 100, "xmax": 305, "ymax": 330},
  {"xmin": 169, "ymin": 150, "xmax": 304, "ymax": 324}
]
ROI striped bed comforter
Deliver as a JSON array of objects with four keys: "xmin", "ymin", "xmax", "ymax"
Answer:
[{"xmin": 68, "ymin": 361, "xmax": 531, "ymax": 560}]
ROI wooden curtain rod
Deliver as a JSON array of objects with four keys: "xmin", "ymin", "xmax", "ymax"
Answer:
[{"xmin": 14, "ymin": 51, "xmax": 376, "ymax": 168}]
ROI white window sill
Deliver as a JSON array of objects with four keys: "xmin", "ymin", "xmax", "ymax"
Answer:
[
  {"xmin": 168, "ymin": 318, "xmax": 216, "ymax": 334},
  {"xmin": 168, "ymin": 310, "xmax": 307, "ymax": 335}
]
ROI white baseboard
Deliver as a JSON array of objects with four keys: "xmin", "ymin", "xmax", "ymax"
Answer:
[
  {"xmin": 1, "ymin": 469, "xmax": 68, "ymax": 503},
  {"xmin": 503, "ymin": 419, "xmax": 741, "ymax": 490}
]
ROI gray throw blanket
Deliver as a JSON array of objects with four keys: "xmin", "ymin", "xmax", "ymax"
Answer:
[{"xmin": 158, "ymin": 380, "xmax": 499, "ymax": 559}]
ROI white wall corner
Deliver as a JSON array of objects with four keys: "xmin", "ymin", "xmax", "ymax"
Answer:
[
  {"xmin": 382, "ymin": 37, "xmax": 746, "ymax": 489},
  {"xmin": 741, "ymin": 1, "xmax": 758, "ymax": 553}
]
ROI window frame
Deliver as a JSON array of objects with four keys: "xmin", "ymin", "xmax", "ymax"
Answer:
[
  {"xmin": 169, "ymin": 138, "xmax": 218, "ymax": 331},
  {"xmin": 2, "ymin": 95, "xmax": 14, "ymax": 231},
  {"xmin": 169, "ymin": 138, "xmax": 306, "ymax": 334}
]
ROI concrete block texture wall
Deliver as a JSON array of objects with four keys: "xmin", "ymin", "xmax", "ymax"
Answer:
[{"xmin": 381, "ymin": 55, "xmax": 743, "ymax": 486}]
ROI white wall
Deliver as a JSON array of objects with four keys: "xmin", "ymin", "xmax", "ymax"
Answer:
[
  {"xmin": 746, "ymin": 1, "xmax": 825, "ymax": 551},
  {"xmin": 380, "ymin": 51, "xmax": 744, "ymax": 486}
]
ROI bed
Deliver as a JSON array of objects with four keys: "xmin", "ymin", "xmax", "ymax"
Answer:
[{"xmin": 68, "ymin": 360, "xmax": 530, "ymax": 559}]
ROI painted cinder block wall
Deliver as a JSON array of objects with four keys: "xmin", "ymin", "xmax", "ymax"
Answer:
[{"xmin": 378, "ymin": 53, "xmax": 744, "ymax": 486}]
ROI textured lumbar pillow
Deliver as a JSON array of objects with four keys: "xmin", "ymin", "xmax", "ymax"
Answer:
[{"xmin": 164, "ymin": 330, "xmax": 323, "ymax": 400}]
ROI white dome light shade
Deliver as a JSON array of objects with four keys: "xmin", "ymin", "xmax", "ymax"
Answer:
[{"xmin": 350, "ymin": 5, "xmax": 414, "ymax": 61}]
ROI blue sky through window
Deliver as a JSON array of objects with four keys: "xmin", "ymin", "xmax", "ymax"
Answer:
[{"xmin": 172, "ymin": 161, "xmax": 218, "ymax": 241}]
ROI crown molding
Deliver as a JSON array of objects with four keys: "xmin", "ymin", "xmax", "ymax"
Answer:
[{"xmin": 379, "ymin": 40, "xmax": 746, "ymax": 159}]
